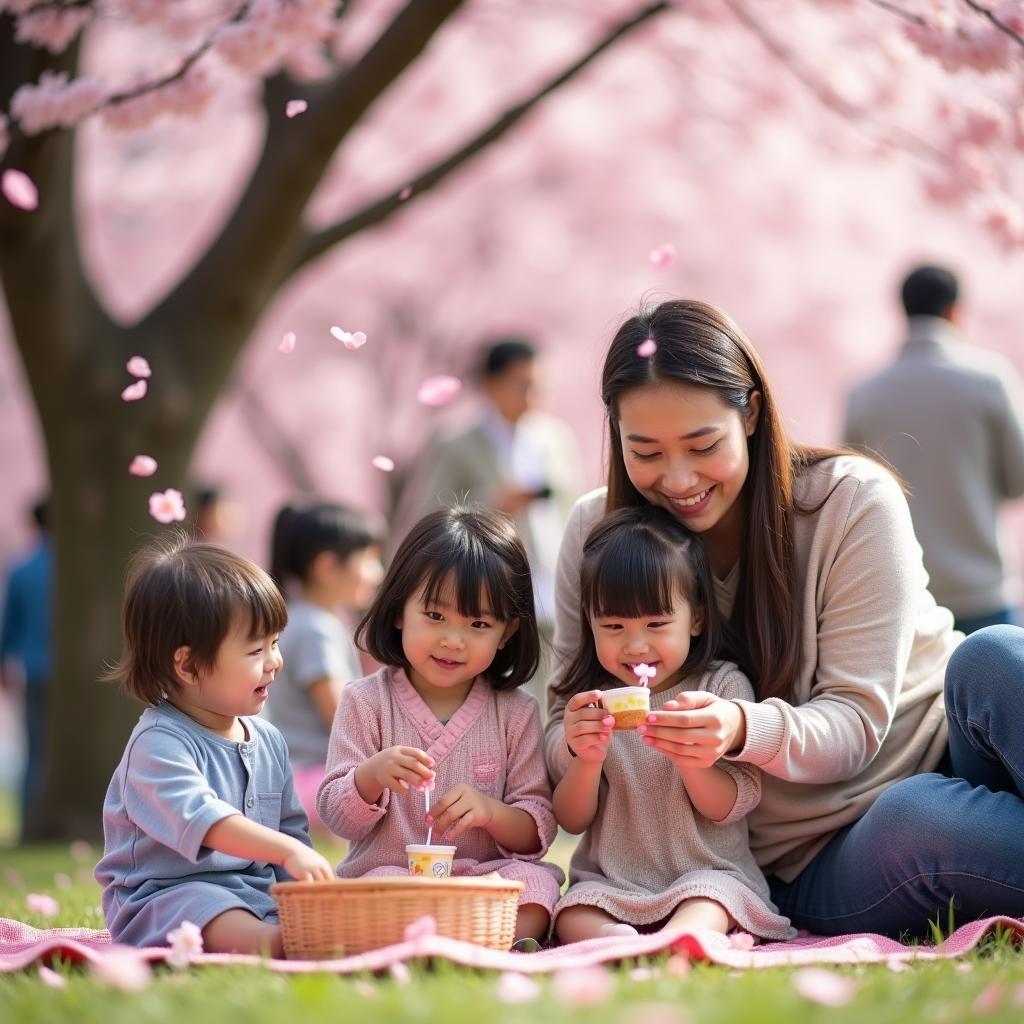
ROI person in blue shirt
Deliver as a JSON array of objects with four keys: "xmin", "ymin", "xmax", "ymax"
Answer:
[{"xmin": 0, "ymin": 499, "xmax": 52, "ymax": 837}]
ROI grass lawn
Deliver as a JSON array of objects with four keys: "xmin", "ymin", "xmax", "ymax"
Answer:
[{"xmin": 2, "ymin": 799, "xmax": 1023, "ymax": 1023}]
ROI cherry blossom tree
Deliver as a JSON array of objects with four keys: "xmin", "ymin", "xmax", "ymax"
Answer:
[{"xmin": 0, "ymin": 0, "xmax": 1022, "ymax": 839}]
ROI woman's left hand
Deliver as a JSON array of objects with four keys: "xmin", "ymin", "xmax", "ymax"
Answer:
[
  {"xmin": 427, "ymin": 784, "xmax": 495, "ymax": 840},
  {"xmin": 636, "ymin": 692, "xmax": 746, "ymax": 769}
]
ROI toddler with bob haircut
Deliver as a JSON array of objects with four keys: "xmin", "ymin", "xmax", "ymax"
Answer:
[{"xmin": 95, "ymin": 536, "xmax": 333, "ymax": 958}]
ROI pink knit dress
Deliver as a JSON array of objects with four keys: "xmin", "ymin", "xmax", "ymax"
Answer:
[
  {"xmin": 317, "ymin": 667, "xmax": 564, "ymax": 911},
  {"xmin": 553, "ymin": 662, "xmax": 792, "ymax": 939}
]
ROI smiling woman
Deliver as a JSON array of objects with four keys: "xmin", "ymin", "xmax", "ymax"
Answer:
[{"xmin": 545, "ymin": 298, "xmax": 1024, "ymax": 940}]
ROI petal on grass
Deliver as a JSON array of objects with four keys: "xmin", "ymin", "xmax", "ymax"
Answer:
[
  {"xmin": 2, "ymin": 169, "xmax": 39, "ymax": 211},
  {"xmin": 389, "ymin": 962, "xmax": 412, "ymax": 986},
  {"xmin": 166, "ymin": 920, "xmax": 204, "ymax": 969},
  {"xmin": 92, "ymin": 953, "xmax": 152, "ymax": 991},
  {"xmin": 26, "ymin": 893, "xmax": 59, "ymax": 918},
  {"xmin": 495, "ymin": 972, "xmax": 541, "ymax": 1004},
  {"xmin": 552, "ymin": 965, "xmax": 614, "ymax": 1006},
  {"xmin": 38, "ymin": 966, "xmax": 66, "ymax": 989},
  {"xmin": 974, "ymin": 982, "xmax": 1003, "ymax": 1014},
  {"xmin": 791, "ymin": 968, "xmax": 857, "ymax": 1007}
]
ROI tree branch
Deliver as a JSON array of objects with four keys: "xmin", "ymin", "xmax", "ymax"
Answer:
[
  {"xmin": 290, "ymin": 0, "xmax": 670, "ymax": 274},
  {"xmin": 961, "ymin": 0, "xmax": 1024, "ymax": 50},
  {"xmin": 863, "ymin": 0, "xmax": 926, "ymax": 27}
]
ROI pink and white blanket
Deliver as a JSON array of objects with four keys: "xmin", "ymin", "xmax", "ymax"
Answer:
[{"xmin": 2, "ymin": 916, "xmax": 1022, "ymax": 974}]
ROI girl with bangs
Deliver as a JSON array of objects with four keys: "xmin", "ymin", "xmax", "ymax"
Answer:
[
  {"xmin": 317, "ymin": 507, "xmax": 564, "ymax": 947},
  {"xmin": 552, "ymin": 505, "xmax": 791, "ymax": 944}
]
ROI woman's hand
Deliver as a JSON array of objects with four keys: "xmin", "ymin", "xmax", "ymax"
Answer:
[
  {"xmin": 427, "ymin": 784, "xmax": 495, "ymax": 840},
  {"xmin": 636, "ymin": 692, "xmax": 746, "ymax": 769},
  {"xmin": 563, "ymin": 690, "xmax": 615, "ymax": 764}
]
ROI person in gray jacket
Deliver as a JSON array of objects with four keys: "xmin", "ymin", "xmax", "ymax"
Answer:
[{"xmin": 844, "ymin": 265, "xmax": 1024, "ymax": 634}]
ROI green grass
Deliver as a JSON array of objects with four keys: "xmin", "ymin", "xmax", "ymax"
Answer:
[{"xmin": 2, "ymin": 831, "xmax": 1024, "ymax": 1023}]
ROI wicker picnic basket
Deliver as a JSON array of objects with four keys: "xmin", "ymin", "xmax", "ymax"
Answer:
[{"xmin": 271, "ymin": 875, "xmax": 524, "ymax": 959}]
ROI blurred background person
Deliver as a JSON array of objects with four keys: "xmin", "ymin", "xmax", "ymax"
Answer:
[
  {"xmin": 393, "ymin": 337, "xmax": 583, "ymax": 663},
  {"xmin": 844, "ymin": 265, "xmax": 1024, "ymax": 634},
  {"xmin": 192, "ymin": 484, "xmax": 244, "ymax": 546},
  {"xmin": 265, "ymin": 501, "xmax": 383, "ymax": 831},
  {"xmin": 0, "ymin": 498, "xmax": 52, "ymax": 839}
]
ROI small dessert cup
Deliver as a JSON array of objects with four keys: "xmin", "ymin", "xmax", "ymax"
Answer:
[
  {"xmin": 406, "ymin": 844, "xmax": 457, "ymax": 878},
  {"xmin": 602, "ymin": 686, "xmax": 651, "ymax": 731}
]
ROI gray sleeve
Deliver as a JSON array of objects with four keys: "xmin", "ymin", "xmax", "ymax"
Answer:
[
  {"xmin": 122, "ymin": 728, "xmax": 240, "ymax": 863},
  {"xmin": 269, "ymin": 731, "xmax": 314, "ymax": 880},
  {"xmin": 287, "ymin": 616, "xmax": 354, "ymax": 689},
  {"xmin": 989, "ymin": 367, "xmax": 1024, "ymax": 499},
  {"xmin": 842, "ymin": 388, "xmax": 865, "ymax": 450}
]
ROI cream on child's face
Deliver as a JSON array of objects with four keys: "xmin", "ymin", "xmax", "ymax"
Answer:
[
  {"xmin": 590, "ymin": 592, "xmax": 702, "ymax": 692},
  {"xmin": 396, "ymin": 580, "xmax": 517, "ymax": 695}
]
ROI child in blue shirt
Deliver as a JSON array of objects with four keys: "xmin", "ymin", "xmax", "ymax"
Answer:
[{"xmin": 95, "ymin": 537, "xmax": 333, "ymax": 957}]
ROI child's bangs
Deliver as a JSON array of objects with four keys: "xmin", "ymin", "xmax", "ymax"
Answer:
[
  {"xmin": 585, "ymin": 536, "xmax": 691, "ymax": 620},
  {"xmin": 417, "ymin": 546, "xmax": 515, "ymax": 623},
  {"xmin": 235, "ymin": 572, "xmax": 289, "ymax": 639}
]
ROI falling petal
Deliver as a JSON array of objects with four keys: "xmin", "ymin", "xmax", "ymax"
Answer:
[
  {"xmin": 285, "ymin": 100, "xmax": 308, "ymax": 118},
  {"xmin": 148, "ymin": 488, "xmax": 187, "ymax": 524},
  {"xmin": 637, "ymin": 338, "xmax": 657, "ymax": 358},
  {"xmin": 69, "ymin": 840, "xmax": 92, "ymax": 862},
  {"xmin": 129, "ymin": 455, "xmax": 158, "ymax": 477},
  {"xmin": 121, "ymin": 380, "xmax": 147, "ymax": 402},
  {"xmin": 648, "ymin": 243, "xmax": 676, "ymax": 269},
  {"xmin": 92, "ymin": 953, "xmax": 152, "ymax": 991},
  {"xmin": 371, "ymin": 455, "xmax": 395, "ymax": 472},
  {"xmin": 38, "ymin": 965, "xmax": 66, "ymax": 989},
  {"xmin": 2, "ymin": 169, "xmax": 39, "ymax": 211},
  {"xmin": 330, "ymin": 327, "xmax": 367, "ymax": 350},
  {"xmin": 496, "ymin": 972, "xmax": 541, "ymax": 1004},
  {"xmin": 417, "ymin": 375, "xmax": 462, "ymax": 406},
  {"xmin": 126, "ymin": 356, "xmax": 151, "ymax": 378},
  {"xmin": 389, "ymin": 961, "xmax": 412, "ymax": 986},
  {"xmin": 552, "ymin": 965, "xmax": 614, "ymax": 1006},
  {"xmin": 791, "ymin": 968, "xmax": 857, "ymax": 1007},
  {"xmin": 399, "ymin": 186, "xmax": 412, "ymax": 201},
  {"xmin": 26, "ymin": 893, "xmax": 60, "ymax": 918},
  {"xmin": 278, "ymin": 331, "xmax": 296, "ymax": 354}
]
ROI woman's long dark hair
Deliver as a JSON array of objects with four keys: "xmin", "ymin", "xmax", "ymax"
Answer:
[
  {"xmin": 555, "ymin": 505, "xmax": 719, "ymax": 699},
  {"xmin": 601, "ymin": 299, "xmax": 846, "ymax": 702}
]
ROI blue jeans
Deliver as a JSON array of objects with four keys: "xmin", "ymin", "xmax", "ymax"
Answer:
[
  {"xmin": 955, "ymin": 606, "xmax": 1020, "ymax": 636},
  {"xmin": 769, "ymin": 625, "xmax": 1024, "ymax": 938}
]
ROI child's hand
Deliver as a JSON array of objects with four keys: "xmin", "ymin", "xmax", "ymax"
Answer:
[
  {"xmin": 367, "ymin": 745, "xmax": 435, "ymax": 793},
  {"xmin": 282, "ymin": 843, "xmax": 335, "ymax": 882},
  {"xmin": 427, "ymin": 784, "xmax": 495, "ymax": 840},
  {"xmin": 564, "ymin": 690, "xmax": 614, "ymax": 764}
]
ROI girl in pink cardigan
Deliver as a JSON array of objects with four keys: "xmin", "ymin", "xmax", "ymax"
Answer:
[
  {"xmin": 552, "ymin": 505, "xmax": 790, "ymax": 943},
  {"xmin": 316, "ymin": 507, "xmax": 564, "ymax": 946}
]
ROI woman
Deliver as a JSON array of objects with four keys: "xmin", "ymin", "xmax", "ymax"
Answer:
[{"xmin": 545, "ymin": 298, "xmax": 1024, "ymax": 937}]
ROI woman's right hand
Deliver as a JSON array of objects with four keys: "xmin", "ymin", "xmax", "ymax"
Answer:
[
  {"xmin": 564, "ymin": 691, "xmax": 615, "ymax": 764},
  {"xmin": 367, "ymin": 745, "xmax": 436, "ymax": 793}
]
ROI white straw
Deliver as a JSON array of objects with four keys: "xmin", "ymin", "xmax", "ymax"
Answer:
[{"xmin": 424, "ymin": 783, "xmax": 433, "ymax": 846}]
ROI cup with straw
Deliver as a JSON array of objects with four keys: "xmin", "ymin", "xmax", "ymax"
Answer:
[
  {"xmin": 406, "ymin": 779, "xmax": 456, "ymax": 877},
  {"xmin": 601, "ymin": 662, "xmax": 654, "ymax": 730}
]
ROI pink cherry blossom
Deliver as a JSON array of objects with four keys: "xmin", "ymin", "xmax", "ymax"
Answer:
[
  {"xmin": 633, "ymin": 663, "xmax": 656, "ymax": 684},
  {"xmin": 38, "ymin": 965, "xmax": 66, "ymax": 989},
  {"xmin": 279, "ymin": 331, "xmax": 297, "ymax": 353},
  {"xmin": 399, "ymin": 186, "xmax": 413, "ymax": 201},
  {"xmin": 791, "ymin": 968, "xmax": 857, "ymax": 1007},
  {"xmin": 495, "ymin": 972, "xmax": 541, "ymax": 1004},
  {"xmin": 26, "ymin": 893, "xmax": 60, "ymax": 918},
  {"xmin": 91, "ymin": 952, "xmax": 152, "ymax": 991},
  {"xmin": 121, "ymin": 380, "xmax": 148, "ymax": 402},
  {"xmin": 637, "ymin": 338, "xmax": 657, "ymax": 357},
  {"xmin": 10, "ymin": 71, "xmax": 104, "ymax": 135},
  {"xmin": 552, "ymin": 965, "xmax": 614, "ymax": 1006},
  {"xmin": 126, "ymin": 356, "xmax": 152, "ymax": 378},
  {"xmin": 2, "ymin": 169, "xmax": 38, "ymax": 211},
  {"xmin": 286, "ymin": 100, "xmax": 308, "ymax": 118},
  {"xmin": 330, "ymin": 327, "xmax": 367, "ymax": 349},
  {"xmin": 417, "ymin": 375, "xmax": 462, "ymax": 406},
  {"xmin": 148, "ymin": 488, "xmax": 187, "ymax": 524},
  {"xmin": 648, "ymin": 243, "xmax": 676, "ymax": 269},
  {"xmin": 14, "ymin": 7, "xmax": 93, "ymax": 54},
  {"xmin": 371, "ymin": 455, "xmax": 395, "ymax": 472},
  {"xmin": 166, "ymin": 920, "xmax": 204, "ymax": 969},
  {"xmin": 129, "ymin": 455, "xmax": 158, "ymax": 477},
  {"xmin": 403, "ymin": 915, "xmax": 437, "ymax": 942}
]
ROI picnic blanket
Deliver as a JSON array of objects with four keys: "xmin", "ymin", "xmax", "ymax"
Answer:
[{"xmin": 2, "ymin": 915, "xmax": 1022, "ymax": 975}]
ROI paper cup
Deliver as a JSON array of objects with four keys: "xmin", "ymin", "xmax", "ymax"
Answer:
[
  {"xmin": 406, "ymin": 844, "xmax": 457, "ymax": 878},
  {"xmin": 602, "ymin": 686, "xmax": 651, "ymax": 731}
]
